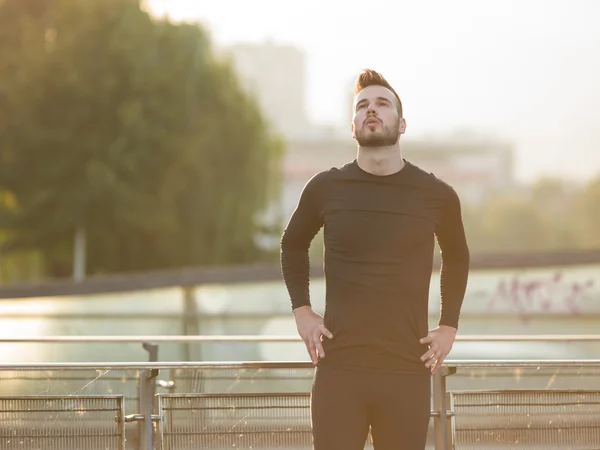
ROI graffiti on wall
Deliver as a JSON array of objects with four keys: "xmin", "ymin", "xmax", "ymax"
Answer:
[{"xmin": 486, "ymin": 271, "xmax": 595, "ymax": 321}]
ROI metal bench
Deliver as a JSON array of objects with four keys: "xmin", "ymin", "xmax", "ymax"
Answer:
[
  {"xmin": 0, "ymin": 395, "xmax": 125, "ymax": 450},
  {"xmin": 450, "ymin": 389, "xmax": 600, "ymax": 449}
]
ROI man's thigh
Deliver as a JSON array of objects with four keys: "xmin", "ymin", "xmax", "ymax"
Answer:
[
  {"xmin": 369, "ymin": 372, "xmax": 431, "ymax": 450},
  {"xmin": 311, "ymin": 365, "xmax": 371, "ymax": 450}
]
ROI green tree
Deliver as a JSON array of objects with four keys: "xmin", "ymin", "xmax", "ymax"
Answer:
[
  {"xmin": 0, "ymin": 0, "xmax": 282, "ymax": 278},
  {"xmin": 461, "ymin": 203, "xmax": 487, "ymax": 254},
  {"xmin": 529, "ymin": 177, "xmax": 580, "ymax": 251},
  {"xmin": 0, "ymin": 190, "xmax": 43, "ymax": 282},
  {"xmin": 575, "ymin": 174, "xmax": 600, "ymax": 249},
  {"xmin": 476, "ymin": 195, "xmax": 550, "ymax": 253}
]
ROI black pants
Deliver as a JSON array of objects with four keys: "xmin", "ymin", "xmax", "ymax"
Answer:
[{"xmin": 311, "ymin": 364, "xmax": 431, "ymax": 450}]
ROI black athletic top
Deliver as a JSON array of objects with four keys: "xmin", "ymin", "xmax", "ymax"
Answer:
[{"xmin": 280, "ymin": 159, "xmax": 470, "ymax": 374}]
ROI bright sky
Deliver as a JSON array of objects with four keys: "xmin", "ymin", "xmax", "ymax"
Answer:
[{"xmin": 147, "ymin": 0, "xmax": 600, "ymax": 182}]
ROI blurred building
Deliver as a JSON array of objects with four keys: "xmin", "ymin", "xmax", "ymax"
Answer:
[
  {"xmin": 225, "ymin": 41, "xmax": 313, "ymax": 140},
  {"xmin": 404, "ymin": 132, "xmax": 516, "ymax": 205}
]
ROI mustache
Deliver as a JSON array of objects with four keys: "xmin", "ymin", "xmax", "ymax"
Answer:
[{"xmin": 363, "ymin": 117, "xmax": 382, "ymax": 125}]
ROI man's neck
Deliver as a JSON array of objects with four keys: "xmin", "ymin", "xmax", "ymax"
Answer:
[{"xmin": 356, "ymin": 145, "xmax": 405, "ymax": 176}]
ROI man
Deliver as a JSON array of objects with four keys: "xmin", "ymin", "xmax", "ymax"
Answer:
[{"xmin": 280, "ymin": 69, "xmax": 470, "ymax": 450}]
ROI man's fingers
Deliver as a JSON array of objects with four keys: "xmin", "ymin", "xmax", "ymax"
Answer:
[
  {"xmin": 305, "ymin": 339, "xmax": 318, "ymax": 365},
  {"xmin": 420, "ymin": 344, "xmax": 439, "ymax": 362},
  {"xmin": 425, "ymin": 352, "xmax": 440, "ymax": 368},
  {"xmin": 424, "ymin": 353, "xmax": 437, "ymax": 368},
  {"xmin": 420, "ymin": 350, "xmax": 434, "ymax": 362},
  {"xmin": 315, "ymin": 337, "xmax": 326, "ymax": 360},
  {"xmin": 431, "ymin": 355, "xmax": 446, "ymax": 374},
  {"xmin": 424, "ymin": 348, "xmax": 447, "ymax": 368},
  {"xmin": 420, "ymin": 335, "xmax": 433, "ymax": 344},
  {"xmin": 320, "ymin": 325, "xmax": 333, "ymax": 340},
  {"xmin": 430, "ymin": 351, "xmax": 448, "ymax": 373},
  {"xmin": 301, "ymin": 325, "xmax": 332, "ymax": 365}
]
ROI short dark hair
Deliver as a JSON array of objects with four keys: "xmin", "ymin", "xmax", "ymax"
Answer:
[{"xmin": 354, "ymin": 69, "xmax": 403, "ymax": 117}]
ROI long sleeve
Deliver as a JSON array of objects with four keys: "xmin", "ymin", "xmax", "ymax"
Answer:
[
  {"xmin": 435, "ymin": 187, "xmax": 470, "ymax": 329},
  {"xmin": 280, "ymin": 171, "xmax": 327, "ymax": 310}
]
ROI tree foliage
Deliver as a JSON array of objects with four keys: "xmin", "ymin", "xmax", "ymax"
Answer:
[
  {"xmin": 0, "ymin": 0, "xmax": 282, "ymax": 278},
  {"xmin": 462, "ymin": 175, "xmax": 600, "ymax": 255},
  {"xmin": 576, "ymin": 175, "xmax": 600, "ymax": 249}
]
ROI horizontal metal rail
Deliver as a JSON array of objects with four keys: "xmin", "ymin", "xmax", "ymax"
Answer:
[
  {"xmin": 1, "ymin": 334, "xmax": 600, "ymax": 343},
  {"xmin": 1, "ymin": 360, "xmax": 600, "ymax": 371}
]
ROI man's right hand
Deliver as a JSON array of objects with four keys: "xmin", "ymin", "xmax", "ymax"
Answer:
[{"xmin": 293, "ymin": 306, "xmax": 333, "ymax": 365}]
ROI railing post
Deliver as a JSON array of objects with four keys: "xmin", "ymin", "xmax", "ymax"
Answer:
[
  {"xmin": 143, "ymin": 342, "xmax": 159, "ymax": 379},
  {"xmin": 140, "ymin": 343, "xmax": 159, "ymax": 450},
  {"xmin": 433, "ymin": 366, "xmax": 456, "ymax": 450},
  {"xmin": 138, "ymin": 368, "xmax": 159, "ymax": 450}
]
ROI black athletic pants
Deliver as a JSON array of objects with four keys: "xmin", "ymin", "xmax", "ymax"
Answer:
[{"xmin": 311, "ymin": 364, "xmax": 431, "ymax": 450}]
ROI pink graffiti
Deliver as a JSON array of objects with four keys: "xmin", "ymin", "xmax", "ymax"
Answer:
[{"xmin": 486, "ymin": 271, "xmax": 595, "ymax": 321}]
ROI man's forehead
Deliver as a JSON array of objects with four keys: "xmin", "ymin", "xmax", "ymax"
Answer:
[{"xmin": 354, "ymin": 85, "xmax": 395, "ymax": 104}]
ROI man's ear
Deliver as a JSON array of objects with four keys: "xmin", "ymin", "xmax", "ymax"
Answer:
[{"xmin": 399, "ymin": 118, "xmax": 407, "ymax": 134}]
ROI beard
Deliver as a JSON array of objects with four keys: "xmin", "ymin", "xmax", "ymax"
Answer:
[{"xmin": 353, "ymin": 118, "xmax": 400, "ymax": 147}]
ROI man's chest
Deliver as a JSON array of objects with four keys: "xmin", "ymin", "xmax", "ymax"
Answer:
[{"xmin": 321, "ymin": 183, "xmax": 442, "ymax": 253}]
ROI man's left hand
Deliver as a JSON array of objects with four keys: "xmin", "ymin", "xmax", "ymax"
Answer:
[{"xmin": 419, "ymin": 325, "xmax": 457, "ymax": 375}]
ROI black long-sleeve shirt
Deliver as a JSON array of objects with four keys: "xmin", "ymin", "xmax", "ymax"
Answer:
[{"xmin": 280, "ymin": 159, "xmax": 470, "ymax": 374}]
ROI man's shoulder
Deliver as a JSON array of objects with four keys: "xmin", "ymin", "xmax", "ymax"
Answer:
[
  {"xmin": 407, "ymin": 161, "xmax": 457, "ymax": 195},
  {"xmin": 309, "ymin": 161, "xmax": 356, "ymax": 183}
]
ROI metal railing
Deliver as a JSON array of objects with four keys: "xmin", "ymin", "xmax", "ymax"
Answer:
[
  {"xmin": 0, "ymin": 395, "xmax": 125, "ymax": 450},
  {"xmin": 2, "ymin": 335, "xmax": 600, "ymax": 449},
  {"xmin": 2, "ymin": 334, "xmax": 600, "ymax": 343}
]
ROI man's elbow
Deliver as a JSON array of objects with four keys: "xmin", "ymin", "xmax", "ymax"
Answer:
[
  {"xmin": 280, "ymin": 229, "xmax": 292, "ymax": 252},
  {"xmin": 441, "ymin": 241, "xmax": 470, "ymax": 267},
  {"xmin": 280, "ymin": 229, "xmax": 309, "ymax": 253}
]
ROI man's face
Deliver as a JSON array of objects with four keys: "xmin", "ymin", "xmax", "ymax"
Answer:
[{"xmin": 352, "ymin": 85, "xmax": 406, "ymax": 147}]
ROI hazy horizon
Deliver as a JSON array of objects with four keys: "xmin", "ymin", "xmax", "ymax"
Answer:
[{"xmin": 148, "ymin": 0, "xmax": 600, "ymax": 183}]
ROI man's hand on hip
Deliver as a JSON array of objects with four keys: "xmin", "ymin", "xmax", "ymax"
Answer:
[
  {"xmin": 293, "ymin": 306, "xmax": 333, "ymax": 365},
  {"xmin": 419, "ymin": 325, "xmax": 457, "ymax": 375}
]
